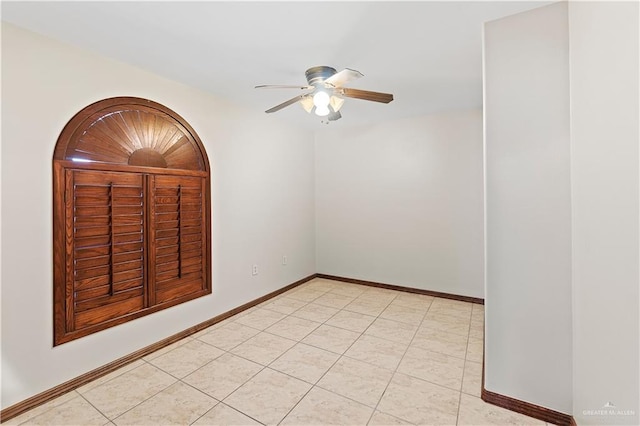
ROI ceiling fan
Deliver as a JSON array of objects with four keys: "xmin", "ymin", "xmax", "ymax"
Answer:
[{"xmin": 256, "ymin": 66, "xmax": 394, "ymax": 122}]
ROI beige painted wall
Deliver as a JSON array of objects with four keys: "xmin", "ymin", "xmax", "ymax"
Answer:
[
  {"xmin": 484, "ymin": 2, "xmax": 573, "ymax": 413},
  {"xmin": 315, "ymin": 111, "xmax": 484, "ymax": 298},
  {"xmin": 484, "ymin": 2, "xmax": 640, "ymax": 420},
  {"xmin": 569, "ymin": 2, "xmax": 639, "ymax": 424},
  {"xmin": 1, "ymin": 23, "xmax": 316, "ymax": 409}
]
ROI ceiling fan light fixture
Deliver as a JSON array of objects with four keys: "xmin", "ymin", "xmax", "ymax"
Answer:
[
  {"xmin": 315, "ymin": 105, "xmax": 330, "ymax": 117},
  {"xmin": 257, "ymin": 66, "xmax": 393, "ymax": 119},
  {"xmin": 330, "ymin": 96, "xmax": 345, "ymax": 112},
  {"xmin": 300, "ymin": 96, "xmax": 314, "ymax": 113},
  {"xmin": 328, "ymin": 110, "xmax": 342, "ymax": 121},
  {"xmin": 313, "ymin": 91, "xmax": 331, "ymax": 109}
]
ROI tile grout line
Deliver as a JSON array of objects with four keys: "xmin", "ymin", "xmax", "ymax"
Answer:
[
  {"xmin": 456, "ymin": 306, "xmax": 473, "ymax": 425},
  {"xmin": 75, "ymin": 358, "xmax": 184, "ymax": 424},
  {"xmin": 76, "ymin": 392, "xmax": 112, "ymax": 425},
  {"xmin": 99, "ymin": 359, "xmax": 178, "ymax": 424},
  {"xmin": 274, "ymin": 284, "xmax": 369, "ymax": 424},
  {"xmin": 235, "ymin": 284, "xmax": 474, "ymax": 424},
  {"xmin": 314, "ymin": 287, "xmax": 401, "ymax": 423},
  {"xmin": 5, "ymin": 282, "xmax": 313, "ymax": 424},
  {"xmin": 172, "ymin": 287, "xmax": 478, "ymax": 425},
  {"xmin": 365, "ymin": 293, "xmax": 432, "ymax": 425},
  {"xmin": 13, "ymin": 280, "xmax": 485, "ymax": 426},
  {"xmin": 187, "ymin": 400, "xmax": 266, "ymax": 426},
  {"xmin": 276, "ymin": 284, "xmax": 396, "ymax": 424},
  {"xmin": 5, "ymin": 391, "xmax": 82, "ymax": 426},
  {"xmin": 188, "ymin": 307, "xmax": 302, "ymax": 416},
  {"xmin": 140, "ymin": 330, "xmax": 273, "ymax": 426},
  {"xmin": 177, "ymin": 380, "xmax": 224, "ymax": 426},
  {"xmin": 215, "ymin": 282, "xmax": 351, "ymax": 425},
  {"xmin": 368, "ymin": 295, "xmax": 480, "ymax": 424}
]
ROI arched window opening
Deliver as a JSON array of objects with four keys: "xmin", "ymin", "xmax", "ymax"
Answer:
[{"xmin": 53, "ymin": 97, "xmax": 211, "ymax": 345}]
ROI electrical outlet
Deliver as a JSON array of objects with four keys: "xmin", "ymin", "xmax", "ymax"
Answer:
[
  {"xmin": 252, "ymin": 264, "xmax": 258, "ymax": 275},
  {"xmin": 282, "ymin": 255, "xmax": 287, "ymax": 265}
]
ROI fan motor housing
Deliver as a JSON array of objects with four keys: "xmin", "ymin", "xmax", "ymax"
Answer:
[{"xmin": 305, "ymin": 66, "xmax": 337, "ymax": 86}]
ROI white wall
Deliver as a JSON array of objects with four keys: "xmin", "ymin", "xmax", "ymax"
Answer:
[
  {"xmin": 483, "ymin": 2, "xmax": 573, "ymax": 413},
  {"xmin": 569, "ymin": 2, "xmax": 639, "ymax": 425},
  {"xmin": 315, "ymin": 111, "xmax": 484, "ymax": 298},
  {"xmin": 0, "ymin": 23, "xmax": 316, "ymax": 409}
]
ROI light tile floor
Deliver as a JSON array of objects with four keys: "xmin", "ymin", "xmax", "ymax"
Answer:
[{"xmin": 5, "ymin": 278, "xmax": 554, "ymax": 426}]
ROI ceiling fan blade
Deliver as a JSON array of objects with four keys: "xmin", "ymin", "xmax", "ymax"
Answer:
[
  {"xmin": 265, "ymin": 94, "xmax": 309, "ymax": 113},
  {"xmin": 324, "ymin": 68, "xmax": 364, "ymax": 88},
  {"xmin": 255, "ymin": 84, "xmax": 313, "ymax": 90},
  {"xmin": 340, "ymin": 88, "xmax": 394, "ymax": 104},
  {"xmin": 323, "ymin": 68, "xmax": 364, "ymax": 88}
]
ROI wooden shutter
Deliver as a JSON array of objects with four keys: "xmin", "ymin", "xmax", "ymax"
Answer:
[
  {"xmin": 149, "ymin": 175, "xmax": 207, "ymax": 305},
  {"xmin": 68, "ymin": 170, "xmax": 146, "ymax": 331},
  {"xmin": 54, "ymin": 97, "xmax": 211, "ymax": 345}
]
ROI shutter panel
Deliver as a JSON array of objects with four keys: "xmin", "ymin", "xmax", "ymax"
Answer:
[
  {"xmin": 150, "ymin": 175, "xmax": 207, "ymax": 304},
  {"xmin": 54, "ymin": 97, "xmax": 212, "ymax": 345},
  {"xmin": 69, "ymin": 170, "xmax": 145, "ymax": 330}
]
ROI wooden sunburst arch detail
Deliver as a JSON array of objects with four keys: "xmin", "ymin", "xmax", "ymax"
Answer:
[
  {"xmin": 53, "ymin": 97, "xmax": 212, "ymax": 345},
  {"xmin": 54, "ymin": 97, "xmax": 209, "ymax": 171}
]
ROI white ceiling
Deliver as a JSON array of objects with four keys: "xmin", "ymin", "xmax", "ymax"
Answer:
[{"xmin": 2, "ymin": 1, "xmax": 549, "ymax": 129}]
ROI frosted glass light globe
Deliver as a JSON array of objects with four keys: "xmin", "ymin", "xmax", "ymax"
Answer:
[{"xmin": 313, "ymin": 91, "xmax": 330, "ymax": 108}]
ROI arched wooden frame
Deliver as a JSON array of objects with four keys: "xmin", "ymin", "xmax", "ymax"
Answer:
[{"xmin": 53, "ymin": 97, "xmax": 211, "ymax": 345}]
